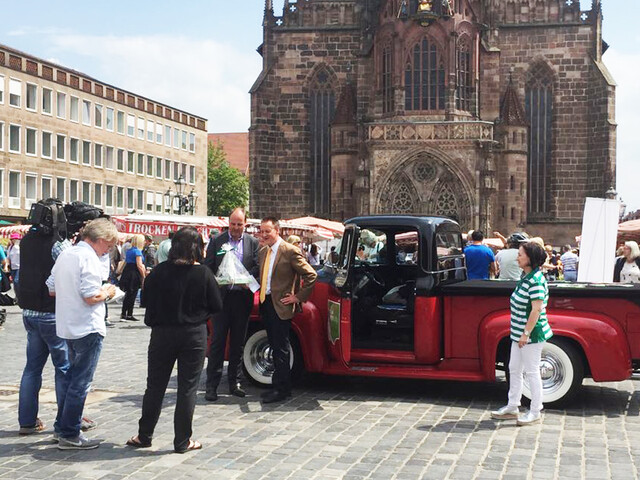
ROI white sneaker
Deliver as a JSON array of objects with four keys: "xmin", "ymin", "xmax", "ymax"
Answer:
[
  {"xmin": 490, "ymin": 405, "xmax": 519, "ymax": 419},
  {"xmin": 516, "ymin": 410, "xmax": 541, "ymax": 426},
  {"xmin": 57, "ymin": 433, "xmax": 100, "ymax": 450}
]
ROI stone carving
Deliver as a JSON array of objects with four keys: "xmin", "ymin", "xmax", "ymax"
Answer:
[{"xmin": 368, "ymin": 122, "xmax": 494, "ymax": 143}]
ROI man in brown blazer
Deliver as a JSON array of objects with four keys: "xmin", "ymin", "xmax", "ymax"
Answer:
[{"xmin": 258, "ymin": 217, "xmax": 317, "ymax": 403}]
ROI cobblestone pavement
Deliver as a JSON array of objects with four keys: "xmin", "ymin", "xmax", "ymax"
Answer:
[{"xmin": 1, "ymin": 304, "xmax": 639, "ymax": 479}]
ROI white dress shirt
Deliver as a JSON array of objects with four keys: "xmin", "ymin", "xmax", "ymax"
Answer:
[
  {"xmin": 265, "ymin": 238, "xmax": 282, "ymax": 295},
  {"xmin": 47, "ymin": 241, "xmax": 106, "ymax": 339}
]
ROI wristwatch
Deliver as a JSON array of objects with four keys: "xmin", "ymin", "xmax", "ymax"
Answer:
[{"xmin": 523, "ymin": 329, "xmax": 531, "ymax": 336}]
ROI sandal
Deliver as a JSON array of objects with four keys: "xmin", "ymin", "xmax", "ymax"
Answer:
[
  {"xmin": 126, "ymin": 435, "xmax": 152, "ymax": 448},
  {"xmin": 175, "ymin": 439, "xmax": 202, "ymax": 453},
  {"xmin": 19, "ymin": 418, "xmax": 45, "ymax": 435}
]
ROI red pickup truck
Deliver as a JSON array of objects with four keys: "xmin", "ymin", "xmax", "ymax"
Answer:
[{"xmin": 240, "ymin": 216, "xmax": 640, "ymax": 407}]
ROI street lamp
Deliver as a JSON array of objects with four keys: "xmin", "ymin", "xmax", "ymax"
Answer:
[{"xmin": 163, "ymin": 176, "xmax": 198, "ymax": 215}]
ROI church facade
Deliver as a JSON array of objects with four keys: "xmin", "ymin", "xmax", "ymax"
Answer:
[{"xmin": 249, "ymin": 0, "xmax": 615, "ymax": 244}]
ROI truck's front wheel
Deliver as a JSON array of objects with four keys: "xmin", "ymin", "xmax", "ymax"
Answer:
[
  {"xmin": 522, "ymin": 338, "xmax": 584, "ymax": 408},
  {"xmin": 242, "ymin": 328, "xmax": 298, "ymax": 387}
]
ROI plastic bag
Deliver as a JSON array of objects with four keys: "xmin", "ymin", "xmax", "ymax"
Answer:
[{"xmin": 214, "ymin": 250, "xmax": 256, "ymax": 286}]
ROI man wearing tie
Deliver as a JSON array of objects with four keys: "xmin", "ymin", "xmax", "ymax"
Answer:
[
  {"xmin": 204, "ymin": 208, "xmax": 259, "ymax": 401},
  {"xmin": 258, "ymin": 217, "xmax": 317, "ymax": 404}
]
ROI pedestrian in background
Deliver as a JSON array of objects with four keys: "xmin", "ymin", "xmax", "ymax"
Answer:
[
  {"xmin": 560, "ymin": 245, "xmax": 579, "ymax": 282},
  {"xmin": 47, "ymin": 218, "xmax": 118, "ymax": 450},
  {"xmin": 7, "ymin": 233, "xmax": 22, "ymax": 301},
  {"xmin": 464, "ymin": 230, "xmax": 496, "ymax": 280},
  {"xmin": 613, "ymin": 241, "xmax": 640, "ymax": 283},
  {"xmin": 491, "ymin": 241, "xmax": 553, "ymax": 426},
  {"xmin": 119, "ymin": 234, "xmax": 146, "ymax": 321},
  {"xmin": 155, "ymin": 231, "xmax": 174, "ymax": 265},
  {"xmin": 127, "ymin": 227, "xmax": 222, "ymax": 453},
  {"xmin": 142, "ymin": 234, "xmax": 157, "ymax": 272}
]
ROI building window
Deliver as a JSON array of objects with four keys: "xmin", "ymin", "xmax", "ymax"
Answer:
[
  {"xmin": 155, "ymin": 192, "xmax": 162, "ymax": 213},
  {"xmin": 94, "ymin": 184, "xmax": 103, "ymax": 206},
  {"xmin": 117, "ymin": 186, "xmax": 124, "ymax": 211},
  {"xmin": 9, "ymin": 79, "xmax": 21, "ymax": 107},
  {"xmin": 70, "ymin": 138, "xmax": 79, "ymax": 163},
  {"xmin": 137, "ymin": 153, "xmax": 144, "ymax": 176},
  {"xmin": 127, "ymin": 114, "xmax": 135, "ymax": 137},
  {"xmin": 56, "ymin": 177, "xmax": 66, "ymax": 202},
  {"xmin": 137, "ymin": 190, "xmax": 144, "ymax": 211},
  {"xmin": 526, "ymin": 62, "xmax": 554, "ymax": 217},
  {"xmin": 56, "ymin": 134, "xmax": 66, "ymax": 161},
  {"xmin": 82, "ymin": 140, "xmax": 91, "ymax": 166},
  {"xmin": 164, "ymin": 159, "xmax": 171, "ymax": 180},
  {"xmin": 25, "ymin": 174, "xmax": 37, "ymax": 209},
  {"xmin": 173, "ymin": 161, "xmax": 179, "ymax": 181},
  {"xmin": 82, "ymin": 100, "xmax": 91, "ymax": 125},
  {"xmin": 69, "ymin": 180, "xmax": 79, "ymax": 202},
  {"xmin": 0, "ymin": 170, "xmax": 3, "ymax": 207},
  {"xmin": 127, "ymin": 188, "xmax": 134, "ymax": 211},
  {"xmin": 9, "ymin": 171, "xmax": 21, "ymax": 208},
  {"xmin": 381, "ymin": 43, "xmax": 394, "ymax": 114},
  {"xmin": 181, "ymin": 163, "xmax": 187, "ymax": 179},
  {"xmin": 404, "ymin": 37, "xmax": 445, "ymax": 111},
  {"xmin": 117, "ymin": 149, "xmax": 125, "ymax": 171},
  {"xmin": 42, "ymin": 131, "xmax": 52, "ymax": 158},
  {"xmin": 42, "ymin": 88, "xmax": 52, "ymax": 114},
  {"xmin": 173, "ymin": 129, "xmax": 180, "ymax": 149},
  {"xmin": 189, "ymin": 165, "xmax": 195, "ymax": 185},
  {"xmin": 70, "ymin": 96, "xmax": 79, "ymax": 122},
  {"xmin": 117, "ymin": 110, "xmax": 125, "ymax": 134},
  {"xmin": 0, "ymin": 122, "xmax": 3, "ymax": 150},
  {"xmin": 189, "ymin": 133, "xmax": 195, "ymax": 153},
  {"xmin": 105, "ymin": 107, "xmax": 114, "ymax": 131},
  {"xmin": 165, "ymin": 125, "xmax": 171, "ymax": 146},
  {"xmin": 105, "ymin": 185, "xmax": 114, "ymax": 211},
  {"xmin": 41, "ymin": 176, "xmax": 52, "ymax": 200},
  {"xmin": 9, "ymin": 124, "xmax": 21, "ymax": 153},
  {"xmin": 94, "ymin": 143, "xmax": 103, "ymax": 168},
  {"xmin": 95, "ymin": 104, "xmax": 103, "ymax": 128},
  {"xmin": 137, "ymin": 117, "xmax": 144, "ymax": 139},
  {"xmin": 147, "ymin": 120, "xmax": 154, "ymax": 142},
  {"xmin": 181, "ymin": 130, "xmax": 187, "ymax": 150},
  {"xmin": 146, "ymin": 191, "xmax": 154, "ymax": 212},
  {"xmin": 82, "ymin": 181, "xmax": 91, "ymax": 203},
  {"xmin": 156, "ymin": 157, "xmax": 163, "ymax": 179},
  {"xmin": 146, "ymin": 155, "xmax": 154, "ymax": 177},
  {"xmin": 156, "ymin": 123, "xmax": 163, "ymax": 144},
  {"xmin": 57, "ymin": 92, "xmax": 66, "ymax": 119},
  {"xmin": 105, "ymin": 146, "xmax": 114, "ymax": 170},
  {"xmin": 309, "ymin": 68, "xmax": 335, "ymax": 215},
  {"xmin": 26, "ymin": 83, "xmax": 37, "ymax": 111},
  {"xmin": 26, "ymin": 128, "xmax": 37, "ymax": 156},
  {"xmin": 0, "ymin": 74, "xmax": 4, "ymax": 104},
  {"xmin": 127, "ymin": 151, "xmax": 135, "ymax": 173},
  {"xmin": 456, "ymin": 37, "xmax": 472, "ymax": 111}
]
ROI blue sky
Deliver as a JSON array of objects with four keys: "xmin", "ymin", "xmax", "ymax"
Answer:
[{"xmin": 1, "ymin": 0, "xmax": 637, "ymax": 211}]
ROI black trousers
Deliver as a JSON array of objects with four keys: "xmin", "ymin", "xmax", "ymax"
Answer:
[
  {"xmin": 138, "ymin": 323, "xmax": 207, "ymax": 452},
  {"xmin": 260, "ymin": 295, "xmax": 292, "ymax": 393},
  {"xmin": 120, "ymin": 265, "xmax": 141, "ymax": 318},
  {"xmin": 205, "ymin": 289, "xmax": 253, "ymax": 392}
]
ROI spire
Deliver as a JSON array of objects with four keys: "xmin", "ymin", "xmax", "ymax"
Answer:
[
  {"xmin": 332, "ymin": 81, "xmax": 357, "ymax": 126},
  {"xmin": 498, "ymin": 71, "xmax": 527, "ymax": 127},
  {"xmin": 264, "ymin": 0, "xmax": 274, "ymax": 25}
]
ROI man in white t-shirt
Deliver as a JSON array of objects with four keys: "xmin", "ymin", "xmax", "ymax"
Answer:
[
  {"xmin": 46, "ymin": 219, "xmax": 118, "ymax": 450},
  {"xmin": 496, "ymin": 233, "xmax": 528, "ymax": 280}
]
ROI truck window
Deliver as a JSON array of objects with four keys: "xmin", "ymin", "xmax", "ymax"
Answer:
[
  {"xmin": 357, "ymin": 229, "xmax": 387, "ymax": 265},
  {"xmin": 395, "ymin": 230, "xmax": 419, "ymax": 265},
  {"xmin": 435, "ymin": 230, "xmax": 465, "ymax": 280}
]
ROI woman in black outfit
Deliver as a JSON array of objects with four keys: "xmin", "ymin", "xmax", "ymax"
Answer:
[
  {"xmin": 119, "ymin": 234, "xmax": 146, "ymax": 321},
  {"xmin": 126, "ymin": 227, "xmax": 222, "ymax": 453}
]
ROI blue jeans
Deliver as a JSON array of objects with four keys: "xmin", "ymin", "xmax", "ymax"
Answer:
[
  {"xmin": 18, "ymin": 313, "xmax": 69, "ymax": 429},
  {"xmin": 58, "ymin": 333, "xmax": 104, "ymax": 439},
  {"xmin": 11, "ymin": 269, "xmax": 19, "ymax": 298},
  {"xmin": 564, "ymin": 271, "xmax": 577, "ymax": 282}
]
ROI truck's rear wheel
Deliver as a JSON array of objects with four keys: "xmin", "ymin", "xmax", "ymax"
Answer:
[
  {"xmin": 522, "ymin": 338, "xmax": 584, "ymax": 408},
  {"xmin": 242, "ymin": 328, "xmax": 298, "ymax": 387}
]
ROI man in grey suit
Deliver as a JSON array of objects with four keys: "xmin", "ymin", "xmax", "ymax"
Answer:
[{"xmin": 204, "ymin": 208, "xmax": 259, "ymax": 400}]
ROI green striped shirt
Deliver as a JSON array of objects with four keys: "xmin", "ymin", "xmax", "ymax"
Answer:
[{"xmin": 510, "ymin": 268, "xmax": 553, "ymax": 343}]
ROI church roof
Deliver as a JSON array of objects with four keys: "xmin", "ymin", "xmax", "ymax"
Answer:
[
  {"xmin": 499, "ymin": 75, "xmax": 527, "ymax": 126},
  {"xmin": 332, "ymin": 81, "xmax": 357, "ymax": 125}
]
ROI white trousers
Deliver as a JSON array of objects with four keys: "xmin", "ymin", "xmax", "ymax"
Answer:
[{"xmin": 507, "ymin": 341, "xmax": 545, "ymax": 414}]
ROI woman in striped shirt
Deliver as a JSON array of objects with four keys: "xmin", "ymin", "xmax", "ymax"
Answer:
[{"xmin": 491, "ymin": 241, "xmax": 553, "ymax": 426}]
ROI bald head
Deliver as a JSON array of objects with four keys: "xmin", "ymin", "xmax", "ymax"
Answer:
[{"xmin": 228, "ymin": 208, "xmax": 246, "ymax": 241}]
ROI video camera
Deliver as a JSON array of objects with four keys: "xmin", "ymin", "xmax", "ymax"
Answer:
[{"xmin": 27, "ymin": 199, "xmax": 106, "ymax": 241}]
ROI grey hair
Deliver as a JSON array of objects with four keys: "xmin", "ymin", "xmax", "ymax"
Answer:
[
  {"xmin": 625, "ymin": 241, "xmax": 640, "ymax": 260},
  {"xmin": 82, "ymin": 218, "xmax": 119, "ymax": 243}
]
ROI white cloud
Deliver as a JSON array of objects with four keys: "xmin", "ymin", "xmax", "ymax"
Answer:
[
  {"xmin": 45, "ymin": 33, "xmax": 262, "ymax": 134},
  {"xmin": 603, "ymin": 47, "xmax": 640, "ymax": 213}
]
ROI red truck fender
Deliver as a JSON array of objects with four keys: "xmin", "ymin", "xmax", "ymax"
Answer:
[
  {"xmin": 478, "ymin": 309, "xmax": 632, "ymax": 382},
  {"xmin": 291, "ymin": 300, "xmax": 326, "ymax": 373}
]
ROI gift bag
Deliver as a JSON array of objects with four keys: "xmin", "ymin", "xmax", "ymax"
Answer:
[{"xmin": 214, "ymin": 251, "xmax": 256, "ymax": 286}]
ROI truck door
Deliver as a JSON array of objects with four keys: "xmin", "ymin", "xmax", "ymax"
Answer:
[{"xmin": 327, "ymin": 224, "xmax": 359, "ymax": 365}]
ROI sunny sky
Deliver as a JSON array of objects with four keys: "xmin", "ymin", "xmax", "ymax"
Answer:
[{"xmin": 1, "ymin": 0, "xmax": 637, "ymax": 211}]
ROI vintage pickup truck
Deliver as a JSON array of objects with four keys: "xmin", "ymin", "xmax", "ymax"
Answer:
[{"xmin": 240, "ymin": 216, "xmax": 640, "ymax": 406}]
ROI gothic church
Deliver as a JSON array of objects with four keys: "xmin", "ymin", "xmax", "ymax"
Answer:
[{"xmin": 249, "ymin": 0, "xmax": 615, "ymax": 244}]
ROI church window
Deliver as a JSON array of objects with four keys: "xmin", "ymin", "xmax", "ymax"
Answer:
[
  {"xmin": 382, "ymin": 44, "xmax": 394, "ymax": 114},
  {"xmin": 405, "ymin": 37, "xmax": 445, "ymax": 111},
  {"xmin": 510, "ymin": 176, "xmax": 515, "ymax": 191},
  {"xmin": 525, "ymin": 63, "xmax": 554, "ymax": 217},
  {"xmin": 309, "ymin": 68, "xmax": 335, "ymax": 215},
  {"xmin": 456, "ymin": 37, "xmax": 472, "ymax": 111},
  {"xmin": 435, "ymin": 183, "xmax": 459, "ymax": 220},
  {"xmin": 392, "ymin": 183, "xmax": 415, "ymax": 213}
]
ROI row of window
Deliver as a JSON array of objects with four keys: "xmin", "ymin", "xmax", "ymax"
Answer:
[
  {"xmin": 0, "ymin": 75, "xmax": 196, "ymax": 153},
  {"xmin": 0, "ymin": 169, "xmax": 177, "ymax": 214},
  {"xmin": 0, "ymin": 122, "xmax": 196, "ymax": 184}
]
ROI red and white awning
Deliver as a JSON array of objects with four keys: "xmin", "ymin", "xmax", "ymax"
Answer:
[{"xmin": 0, "ymin": 224, "xmax": 30, "ymax": 239}]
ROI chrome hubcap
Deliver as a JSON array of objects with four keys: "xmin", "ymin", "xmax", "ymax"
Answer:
[
  {"xmin": 539, "ymin": 353, "xmax": 565, "ymax": 394},
  {"xmin": 249, "ymin": 338, "xmax": 274, "ymax": 377}
]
